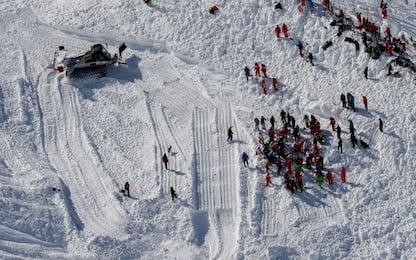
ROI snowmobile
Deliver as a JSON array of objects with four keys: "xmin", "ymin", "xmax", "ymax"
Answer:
[{"xmin": 53, "ymin": 43, "xmax": 127, "ymax": 79}]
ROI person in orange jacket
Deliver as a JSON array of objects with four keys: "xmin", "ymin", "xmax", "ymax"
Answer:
[
  {"xmin": 275, "ymin": 25, "xmax": 281, "ymax": 38},
  {"xmin": 341, "ymin": 167, "xmax": 346, "ymax": 183},
  {"xmin": 254, "ymin": 63, "xmax": 260, "ymax": 77},
  {"xmin": 162, "ymin": 153, "xmax": 169, "ymax": 170}
]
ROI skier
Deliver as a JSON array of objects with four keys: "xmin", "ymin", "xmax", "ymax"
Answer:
[
  {"xmin": 124, "ymin": 181, "xmax": 130, "ymax": 197},
  {"xmin": 254, "ymin": 117, "xmax": 260, "ymax": 130},
  {"xmin": 297, "ymin": 41, "xmax": 304, "ymax": 57},
  {"xmin": 341, "ymin": 167, "xmax": 347, "ymax": 183},
  {"xmin": 364, "ymin": 66, "xmax": 368, "ymax": 79},
  {"xmin": 254, "ymin": 63, "xmax": 260, "ymax": 77},
  {"xmin": 170, "ymin": 186, "xmax": 178, "ymax": 201},
  {"xmin": 340, "ymin": 93, "xmax": 347, "ymax": 108},
  {"xmin": 362, "ymin": 96, "xmax": 368, "ymax": 110},
  {"xmin": 261, "ymin": 64, "xmax": 268, "ymax": 77},
  {"xmin": 227, "ymin": 127, "xmax": 234, "ymax": 142},
  {"xmin": 244, "ymin": 66, "xmax": 252, "ymax": 81},
  {"xmin": 326, "ymin": 171, "xmax": 334, "ymax": 185},
  {"xmin": 307, "ymin": 52, "xmax": 314, "ymax": 66},
  {"xmin": 282, "ymin": 23, "xmax": 289, "ymax": 38},
  {"xmin": 275, "ymin": 25, "xmax": 281, "ymax": 38},
  {"xmin": 242, "ymin": 152, "xmax": 249, "ymax": 167},
  {"xmin": 162, "ymin": 153, "xmax": 169, "ymax": 170},
  {"xmin": 379, "ymin": 118, "xmax": 383, "ymax": 132}
]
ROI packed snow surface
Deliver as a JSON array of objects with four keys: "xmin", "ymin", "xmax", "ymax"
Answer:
[{"xmin": 0, "ymin": 0, "xmax": 415, "ymax": 259}]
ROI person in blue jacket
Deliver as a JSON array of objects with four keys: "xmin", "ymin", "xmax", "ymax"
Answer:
[{"xmin": 242, "ymin": 152, "xmax": 249, "ymax": 167}]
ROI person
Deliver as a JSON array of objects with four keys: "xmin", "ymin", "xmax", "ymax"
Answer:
[
  {"xmin": 265, "ymin": 173, "xmax": 272, "ymax": 186},
  {"xmin": 168, "ymin": 145, "xmax": 172, "ymax": 154},
  {"xmin": 280, "ymin": 110, "xmax": 287, "ymax": 124},
  {"xmin": 260, "ymin": 116, "xmax": 266, "ymax": 130},
  {"xmin": 287, "ymin": 177, "xmax": 296, "ymax": 193},
  {"xmin": 364, "ymin": 66, "xmax": 368, "ymax": 79},
  {"xmin": 326, "ymin": 171, "xmax": 334, "ymax": 185},
  {"xmin": 274, "ymin": 25, "xmax": 281, "ymax": 38},
  {"xmin": 254, "ymin": 63, "xmax": 260, "ymax": 77},
  {"xmin": 162, "ymin": 153, "xmax": 169, "ymax": 170},
  {"xmin": 316, "ymin": 170, "xmax": 324, "ymax": 188},
  {"xmin": 272, "ymin": 78, "xmax": 278, "ymax": 91},
  {"xmin": 330, "ymin": 117, "xmax": 336, "ymax": 132},
  {"xmin": 338, "ymin": 138, "xmax": 343, "ymax": 153},
  {"xmin": 307, "ymin": 52, "xmax": 314, "ymax": 66},
  {"xmin": 387, "ymin": 64, "xmax": 393, "ymax": 76},
  {"xmin": 304, "ymin": 114, "xmax": 310, "ymax": 128},
  {"xmin": 297, "ymin": 41, "xmax": 304, "ymax": 57},
  {"xmin": 242, "ymin": 152, "xmax": 249, "ymax": 167},
  {"xmin": 351, "ymin": 133, "xmax": 357, "ymax": 148},
  {"xmin": 270, "ymin": 115, "xmax": 275, "ymax": 129},
  {"xmin": 341, "ymin": 167, "xmax": 346, "ymax": 183},
  {"xmin": 379, "ymin": 118, "xmax": 383, "ymax": 132},
  {"xmin": 348, "ymin": 119, "xmax": 354, "ymax": 133},
  {"xmin": 362, "ymin": 96, "xmax": 368, "ymax": 110},
  {"xmin": 227, "ymin": 127, "xmax": 234, "ymax": 142},
  {"xmin": 282, "ymin": 23, "xmax": 289, "ymax": 38},
  {"xmin": 341, "ymin": 93, "xmax": 347, "ymax": 108},
  {"xmin": 336, "ymin": 125, "xmax": 341, "ymax": 139},
  {"xmin": 244, "ymin": 66, "xmax": 252, "ymax": 81},
  {"xmin": 254, "ymin": 118, "xmax": 260, "ymax": 130},
  {"xmin": 124, "ymin": 182, "xmax": 130, "ymax": 197},
  {"xmin": 170, "ymin": 187, "xmax": 177, "ymax": 201},
  {"xmin": 261, "ymin": 64, "xmax": 267, "ymax": 77},
  {"xmin": 261, "ymin": 79, "xmax": 267, "ymax": 95},
  {"xmin": 209, "ymin": 5, "xmax": 219, "ymax": 14}
]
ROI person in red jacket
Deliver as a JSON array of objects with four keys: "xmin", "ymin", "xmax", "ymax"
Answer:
[
  {"xmin": 275, "ymin": 25, "xmax": 281, "ymax": 38},
  {"xmin": 362, "ymin": 96, "xmax": 368, "ymax": 110},
  {"xmin": 282, "ymin": 23, "xmax": 289, "ymax": 38},
  {"xmin": 326, "ymin": 171, "xmax": 334, "ymax": 185},
  {"xmin": 341, "ymin": 167, "xmax": 346, "ymax": 183},
  {"xmin": 254, "ymin": 63, "xmax": 260, "ymax": 77},
  {"xmin": 261, "ymin": 64, "xmax": 267, "ymax": 77},
  {"xmin": 162, "ymin": 153, "xmax": 169, "ymax": 170},
  {"xmin": 265, "ymin": 173, "xmax": 272, "ymax": 186}
]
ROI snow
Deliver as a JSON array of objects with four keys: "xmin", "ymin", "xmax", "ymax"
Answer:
[{"xmin": 0, "ymin": 0, "xmax": 416, "ymax": 259}]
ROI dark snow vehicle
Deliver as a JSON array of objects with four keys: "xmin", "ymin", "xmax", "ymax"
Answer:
[{"xmin": 54, "ymin": 43, "xmax": 127, "ymax": 79}]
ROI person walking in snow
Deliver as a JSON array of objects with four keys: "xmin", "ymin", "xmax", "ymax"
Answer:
[
  {"xmin": 362, "ymin": 96, "xmax": 368, "ymax": 110},
  {"xmin": 170, "ymin": 186, "xmax": 178, "ymax": 201},
  {"xmin": 316, "ymin": 170, "xmax": 324, "ymax": 188},
  {"xmin": 260, "ymin": 116, "xmax": 266, "ymax": 130},
  {"xmin": 275, "ymin": 25, "xmax": 281, "ymax": 38},
  {"xmin": 265, "ymin": 173, "xmax": 272, "ymax": 186},
  {"xmin": 336, "ymin": 125, "xmax": 341, "ymax": 139},
  {"xmin": 254, "ymin": 63, "xmax": 260, "ymax": 77},
  {"xmin": 242, "ymin": 152, "xmax": 249, "ymax": 167},
  {"xmin": 244, "ymin": 66, "xmax": 252, "ymax": 81},
  {"xmin": 341, "ymin": 167, "xmax": 347, "ymax": 183},
  {"xmin": 282, "ymin": 23, "xmax": 289, "ymax": 38},
  {"xmin": 338, "ymin": 138, "xmax": 343, "ymax": 153},
  {"xmin": 261, "ymin": 64, "xmax": 268, "ymax": 77},
  {"xmin": 124, "ymin": 181, "xmax": 130, "ymax": 197},
  {"xmin": 227, "ymin": 127, "xmax": 234, "ymax": 142},
  {"xmin": 364, "ymin": 66, "xmax": 368, "ymax": 79},
  {"xmin": 307, "ymin": 52, "xmax": 314, "ymax": 66},
  {"xmin": 162, "ymin": 153, "xmax": 169, "ymax": 170},
  {"xmin": 341, "ymin": 93, "xmax": 347, "ymax": 108},
  {"xmin": 379, "ymin": 118, "xmax": 383, "ymax": 132},
  {"xmin": 304, "ymin": 114, "xmax": 310, "ymax": 128},
  {"xmin": 330, "ymin": 117, "xmax": 336, "ymax": 132},
  {"xmin": 254, "ymin": 117, "xmax": 260, "ymax": 130},
  {"xmin": 270, "ymin": 115, "xmax": 275, "ymax": 129},
  {"xmin": 297, "ymin": 41, "xmax": 304, "ymax": 57},
  {"xmin": 272, "ymin": 78, "xmax": 278, "ymax": 91},
  {"xmin": 326, "ymin": 171, "xmax": 334, "ymax": 185},
  {"xmin": 280, "ymin": 110, "xmax": 287, "ymax": 125}
]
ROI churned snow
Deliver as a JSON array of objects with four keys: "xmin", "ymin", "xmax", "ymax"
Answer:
[{"xmin": 0, "ymin": 0, "xmax": 415, "ymax": 259}]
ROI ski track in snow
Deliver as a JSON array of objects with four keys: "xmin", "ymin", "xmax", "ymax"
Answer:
[
  {"xmin": 192, "ymin": 102, "xmax": 239, "ymax": 259},
  {"xmin": 38, "ymin": 71, "xmax": 126, "ymax": 239}
]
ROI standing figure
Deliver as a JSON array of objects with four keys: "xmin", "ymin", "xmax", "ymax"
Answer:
[
  {"xmin": 297, "ymin": 41, "xmax": 304, "ymax": 57},
  {"xmin": 307, "ymin": 52, "xmax": 314, "ymax": 66},
  {"xmin": 170, "ymin": 186, "xmax": 178, "ymax": 201},
  {"xmin": 364, "ymin": 66, "xmax": 368, "ymax": 79},
  {"xmin": 338, "ymin": 138, "xmax": 343, "ymax": 153},
  {"xmin": 124, "ymin": 181, "xmax": 130, "ymax": 197},
  {"xmin": 261, "ymin": 64, "xmax": 268, "ymax": 77},
  {"xmin": 330, "ymin": 117, "xmax": 336, "ymax": 132},
  {"xmin": 275, "ymin": 25, "xmax": 281, "ymax": 38},
  {"xmin": 265, "ymin": 173, "xmax": 272, "ymax": 186},
  {"xmin": 227, "ymin": 127, "xmax": 234, "ymax": 142},
  {"xmin": 244, "ymin": 66, "xmax": 252, "ymax": 81},
  {"xmin": 254, "ymin": 63, "xmax": 260, "ymax": 77},
  {"xmin": 272, "ymin": 78, "xmax": 278, "ymax": 91},
  {"xmin": 270, "ymin": 115, "xmax": 275, "ymax": 129},
  {"xmin": 282, "ymin": 23, "xmax": 289, "ymax": 38},
  {"xmin": 254, "ymin": 118, "xmax": 260, "ymax": 130},
  {"xmin": 379, "ymin": 118, "xmax": 383, "ymax": 132},
  {"xmin": 162, "ymin": 153, "xmax": 169, "ymax": 170},
  {"xmin": 260, "ymin": 116, "xmax": 266, "ymax": 130},
  {"xmin": 336, "ymin": 125, "xmax": 341, "ymax": 139},
  {"xmin": 326, "ymin": 171, "xmax": 334, "ymax": 185},
  {"xmin": 363, "ymin": 96, "xmax": 368, "ymax": 110},
  {"xmin": 341, "ymin": 167, "xmax": 347, "ymax": 183},
  {"xmin": 242, "ymin": 152, "xmax": 249, "ymax": 167},
  {"xmin": 341, "ymin": 93, "xmax": 347, "ymax": 108},
  {"xmin": 261, "ymin": 79, "xmax": 267, "ymax": 95}
]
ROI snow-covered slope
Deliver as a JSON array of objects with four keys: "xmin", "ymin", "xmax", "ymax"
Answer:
[{"xmin": 0, "ymin": 0, "xmax": 415, "ymax": 259}]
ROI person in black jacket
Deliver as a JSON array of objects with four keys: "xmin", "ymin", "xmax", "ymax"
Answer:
[{"xmin": 170, "ymin": 187, "xmax": 178, "ymax": 201}]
